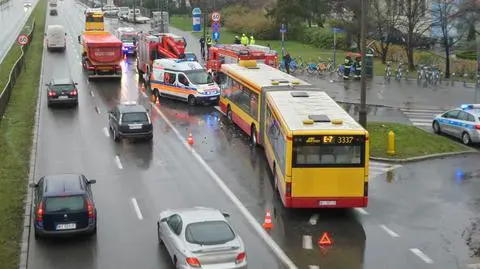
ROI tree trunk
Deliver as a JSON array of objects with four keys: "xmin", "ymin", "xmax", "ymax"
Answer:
[
  {"xmin": 407, "ymin": 33, "xmax": 415, "ymax": 70},
  {"xmin": 444, "ymin": 45, "xmax": 450, "ymax": 79}
]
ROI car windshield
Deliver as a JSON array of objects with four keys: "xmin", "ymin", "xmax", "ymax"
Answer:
[
  {"xmin": 185, "ymin": 221, "xmax": 235, "ymax": 245},
  {"xmin": 121, "ymin": 35, "xmax": 136, "ymax": 42},
  {"xmin": 45, "ymin": 196, "xmax": 85, "ymax": 212},
  {"xmin": 185, "ymin": 70, "xmax": 213, "ymax": 85},
  {"xmin": 122, "ymin": 112, "xmax": 148, "ymax": 123},
  {"xmin": 52, "ymin": 84, "xmax": 75, "ymax": 92}
]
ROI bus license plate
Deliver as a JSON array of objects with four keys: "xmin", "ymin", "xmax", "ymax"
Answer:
[
  {"xmin": 318, "ymin": 201, "xmax": 336, "ymax": 206},
  {"xmin": 56, "ymin": 223, "xmax": 76, "ymax": 230}
]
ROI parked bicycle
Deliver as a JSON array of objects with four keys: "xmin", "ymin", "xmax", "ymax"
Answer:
[{"xmin": 384, "ymin": 61, "xmax": 393, "ymax": 81}]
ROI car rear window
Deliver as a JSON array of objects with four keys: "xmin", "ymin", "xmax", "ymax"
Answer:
[
  {"xmin": 185, "ymin": 221, "xmax": 235, "ymax": 245},
  {"xmin": 45, "ymin": 196, "xmax": 85, "ymax": 212},
  {"xmin": 52, "ymin": 84, "xmax": 75, "ymax": 91},
  {"xmin": 122, "ymin": 112, "xmax": 148, "ymax": 123}
]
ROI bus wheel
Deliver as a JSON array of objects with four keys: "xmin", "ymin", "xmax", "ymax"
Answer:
[
  {"xmin": 188, "ymin": 95, "xmax": 196, "ymax": 106},
  {"xmin": 226, "ymin": 106, "xmax": 233, "ymax": 122},
  {"xmin": 251, "ymin": 125, "xmax": 257, "ymax": 146}
]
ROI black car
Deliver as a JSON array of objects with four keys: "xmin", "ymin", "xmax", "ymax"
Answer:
[
  {"xmin": 183, "ymin": 52, "xmax": 198, "ymax": 62},
  {"xmin": 30, "ymin": 174, "xmax": 97, "ymax": 239},
  {"xmin": 46, "ymin": 78, "xmax": 79, "ymax": 107},
  {"xmin": 108, "ymin": 102, "xmax": 153, "ymax": 141}
]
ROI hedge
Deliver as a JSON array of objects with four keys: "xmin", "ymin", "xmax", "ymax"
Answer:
[
  {"xmin": 456, "ymin": 51, "xmax": 477, "ymax": 60},
  {"xmin": 300, "ymin": 27, "xmax": 347, "ymax": 50}
]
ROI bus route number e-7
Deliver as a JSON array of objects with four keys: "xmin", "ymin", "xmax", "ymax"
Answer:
[{"xmin": 304, "ymin": 136, "xmax": 356, "ymax": 144}]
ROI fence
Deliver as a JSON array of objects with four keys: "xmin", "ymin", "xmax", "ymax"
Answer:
[{"xmin": 0, "ymin": 20, "xmax": 36, "ymax": 121}]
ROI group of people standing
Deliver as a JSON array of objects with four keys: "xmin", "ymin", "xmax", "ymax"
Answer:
[{"xmin": 234, "ymin": 34, "xmax": 255, "ymax": 45}]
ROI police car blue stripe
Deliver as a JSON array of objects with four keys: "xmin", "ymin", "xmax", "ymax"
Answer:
[{"xmin": 437, "ymin": 118, "xmax": 476, "ymax": 129}]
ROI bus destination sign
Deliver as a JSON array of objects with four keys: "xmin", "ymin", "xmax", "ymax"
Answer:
[{"xmin": 295, "ymin": 135, "xmax": 364, "ymax": 145}]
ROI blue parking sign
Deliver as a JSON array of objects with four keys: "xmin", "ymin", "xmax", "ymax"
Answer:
[{"xmin": 212, "ymin": 31, "xmax": 220, "ymax": 41}]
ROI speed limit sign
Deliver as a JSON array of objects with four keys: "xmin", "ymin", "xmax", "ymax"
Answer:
[
  {"xmin": 17, "ymin": 34, "xmax": 29, "ymax": 46},
  {"xmin": 211, "ymin": 12, "xmax": 221, "ymax": 22}
]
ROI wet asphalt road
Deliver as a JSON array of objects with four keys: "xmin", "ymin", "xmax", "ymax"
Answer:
[
  {"xmin": 0, "ymin": 0, "xmax": 35, "ymax": 62},
  {"xmin": 27, "ymin": 2, "xmax": 480, "ymax": 268}
]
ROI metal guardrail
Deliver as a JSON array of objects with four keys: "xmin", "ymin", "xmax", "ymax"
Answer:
[{"xmin": 0, "ymin": 20, "xmax": 36, "ymax": 121}]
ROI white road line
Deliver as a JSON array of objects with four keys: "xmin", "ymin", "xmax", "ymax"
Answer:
[
  {"xmin": 354, "ymin": 208, "xmax": 369, "ymax": 215},
  {"xmin": 131, "ymin": 198, "xmax": 143, "ymax": 220},
  {"xmin": 409, "ymin": 118, "xmax": 432, "ymax": 123},
  {"xmin": 308, "ymin": 214, "xmax": 319, "ymax": 225},
  {"xmin": 89, "ymin": 90, "xmax": 94, "ymax": 97},
  {"xmin": 308, "ymin": 266, "xmax": 320, "ymax": 269},
  {"xmin": 413, "ymin": 122, "xmax": 432, "ymax": 126},
  {"xmin": 400, "ymin": 108, "xmax": 444, "ymax": 113},
  {"xmin": 410, "ymin": 248, "xmax": 434, "ymax": 264},
  {"xmin": 302, "ymin": 235, "xmax": 313, "ymax": 250},
  {"xmin": 150, "ymin": 104, "xmax": 298, "ymax": 269},
  {"xmin": 402, "ymin": 112, "xmax": 438, "ymax": 116},
  {"xmin": 95, "ymin": 106, "xmax": 101, "ymax": 114},
  {"xmin": 379, "ymin": 225, "xmax": 400, "ymax": 237},
  {"xmin": 115, "ymin": 155, "xmax": 123, "ymax": 169},
  {"xmin": 103, "ymin": 127, "xmax": 110, "ymax": 137}
]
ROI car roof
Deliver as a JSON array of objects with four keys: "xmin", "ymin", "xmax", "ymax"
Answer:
[
  {"xmin": 42, "ymin": 174, "xmax": 86, "ymax": 196},
  {"xmin": 51, "ymin": 78, "xmax": 73, "ymax": 85},
  {"xmin": 117, "ymin": 103, "xmax": 147, "ymax": 113},
  {"xmin": 170, "ymin": 207, "xmax": 226, "ymax": 224}
]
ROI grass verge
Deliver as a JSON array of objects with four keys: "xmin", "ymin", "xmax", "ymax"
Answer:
[
  {"xmin": 368, "ymin": 122, "xmax": 470, "ymax": 159},
  {"xmin": 170, "ymin": 15, "xmax": 476, "ymax": 78},
  {"xmin": 0, "ymin": 0, "xmax": 46, "ymax": 267}
]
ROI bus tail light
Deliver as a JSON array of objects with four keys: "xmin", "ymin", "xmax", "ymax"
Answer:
[{"xmin": 286, "ymin": 182, "xmax": 292, "ymax": 197}]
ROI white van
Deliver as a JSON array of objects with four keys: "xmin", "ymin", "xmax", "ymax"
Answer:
[
  {"xmin": 149, "ymin": 58, "xmax": 220, "ymax": 106},
  {"xmin": 46, "ymin": 25, "xmax": 66, "ymax": 52}
]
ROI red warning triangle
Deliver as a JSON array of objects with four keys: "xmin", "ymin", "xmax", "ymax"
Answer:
[{"xmin": 317, "ymin": 232, "xmax": 332, "ymax": 245}]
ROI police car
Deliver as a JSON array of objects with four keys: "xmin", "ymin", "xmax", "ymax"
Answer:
[
  {"xmin": 432, "ymin": 104, "xmax": 480, "ymax": 145},
  {"xmin": 148, "ymin": 58, "xmax": 220, "ymax": 106}
]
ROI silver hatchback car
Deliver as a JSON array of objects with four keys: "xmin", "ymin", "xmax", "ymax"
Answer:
[
  {"xmin": 432, "ymin": 104, "xmax": 480, "ymax": 145},
  {"xmin": 157, "ymin": 207, "xmax": 247, "ymax": 269}
]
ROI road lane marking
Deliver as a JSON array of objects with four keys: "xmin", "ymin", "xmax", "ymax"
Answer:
[
  {"xmin": 115, "ymin": 155, "xmax": 123, "ymax": 169},
  {"xmin": 354, "ymin": 208, "xmax": 369, "ymax": 215},
  {"xmin": 410, "ymin": 248, "xmax": 433, "ymax": 264},
  {"xmin": 131, "ymin": 198, "xmax": 143, "ymax": 220},
  {"xmin": 95, "ymin": 106, "xmax": 101, "ymax": 114},
  {"xmin": 308, "ymin": 214, "xmax": 319, "ymax": 225},
  {"xmin": 103, "ymin": 127, "xmax": 110, "ymax": 137},
  {"xmin": 379, "ymin": 225, "xmax": 400, "ymax": 237},
  {"xmin": 90, "ymin": 90, "xmax": 94, "ymax": 97},
  {"xmin": 308, "ymin": 266, "xmax": 319, "ymax": 269},
  {"xmin": 150, "ymin": 104, "xmax": 298, "ymax": 269},
  {"xmin": 302, "ymin": 235, "xmax": 313, "ymax": 250}
]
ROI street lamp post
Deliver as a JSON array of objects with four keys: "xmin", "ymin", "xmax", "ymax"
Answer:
[
  {"xmin": 476, "ymin": 20, "xmax": 480, "ymax": 102},
  {"xmin": 358, "ymin": 0, "xmax": 368, "ymax": 128}
]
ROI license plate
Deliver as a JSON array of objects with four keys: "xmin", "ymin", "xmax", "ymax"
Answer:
[
  {"xmin": 100, "ymin": 70, "xmax": 110, "ymax": 72},
  {"xmin": 209, "ymin": 97, "xmax": 217, "ymax": 100},
  {"xmin": 318, "ymin": 201, "xmax": 336, "ymax": 206},
  {"xmin": 58, "ymin": 95, "xmax": 68, "ymax": 99},
  {"xmin": 56, "ymin": 223, "xmax": 76, "ymax": 230},
  {"xmin": 128, "ymin": 124, "xmax": 142, "ymax": 129}
]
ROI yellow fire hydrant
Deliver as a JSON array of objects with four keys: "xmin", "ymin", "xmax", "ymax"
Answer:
[{"xmin": 387, "ymin": 131, "xmax": 395, "ymax": 155}]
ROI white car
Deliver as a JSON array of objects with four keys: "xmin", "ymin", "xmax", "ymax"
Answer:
[{"xmin": 157, "ymin": 207, "xmax": 247, "ymax": 269}]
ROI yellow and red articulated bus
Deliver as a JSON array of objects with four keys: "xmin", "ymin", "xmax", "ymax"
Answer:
[{"xmin": 217, "ymin": 60, "xmax": 370, "ymax": 208}]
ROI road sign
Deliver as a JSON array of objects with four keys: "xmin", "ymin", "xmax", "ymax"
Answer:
[
  {"xmin": 280, "ymin": 23, "xmax": 286, "ymax": 33},
  {"xmin": 212, "ymin": 22, "xmax": 220, "ymax": 32},
  {"xmin": 192, "ymin": 7, "xmax": 201, "ymax": 15},
  {"xmin": 317, "ymin": 232, "xmax": 332, "ymax": 246},
  {"xmin": 332, "ymin": 27, "xmax": 344, "ymax": 33},
  {"xmin": 212, "ymin": 31, "xmax": 220, "ymax": 41},
  {"xmin": 211, "ymin": 12, "xmax": 220, "ymax": 22},
  {"xmin": 17, "ymin": 34, "xmax": 29, "ymax": 46}
]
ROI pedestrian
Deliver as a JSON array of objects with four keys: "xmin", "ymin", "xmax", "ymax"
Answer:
[
  {"xmin": 206, "ymin": 36, "xmax": 212, "ymax": 58},
  {"xmin": 234, "ymin": 35, "xmax": 240, "ymax": 44},
  {"xmin": 240, "ymin": 33, "xmax": 248, "ymax": 46},
  {"xmin": 199, "ymin": 36, "xmax": 205, "ymax": 59},
  {"xmin": 284, "ymin": 51, "xmax": 291, "ymax": 74},
  {"xmin": 249, "ymin": 35, "xmax": 255, "ymax": 45},
  {"xmin": 343, "ymin": 55, "xmax": 352, "ymax": 79}
]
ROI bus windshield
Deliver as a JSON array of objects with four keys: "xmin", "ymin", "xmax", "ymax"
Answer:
[
  {"xmin": 86, "ymin": 16, "xmax": 104, "ymax": 22},
  {"xmin": 186, "ymin": 70, "xmax": 213, "ymax": 85},
  {"xmin": 293, "ymin": 135, "xmax": 365, "ymax": 167},
  {"xmin": 121, "ymin": 35, "xmax": 136, "ymax": 42}
]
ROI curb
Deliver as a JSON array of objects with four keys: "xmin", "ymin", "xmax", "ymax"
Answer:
[
  {"xmin": 370, "ymin": 150, "xmax": 480, "ymax": 163},
  {"xmin": 18, "ymin": 16, "xmax": 46, "ymax": 269}
]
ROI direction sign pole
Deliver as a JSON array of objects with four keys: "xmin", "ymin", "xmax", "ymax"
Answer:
[{"xmin": 333, "ymin": 29, "xmax": 337, "ymax": 69}]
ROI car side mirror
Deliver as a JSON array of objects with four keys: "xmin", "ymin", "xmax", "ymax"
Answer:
[
  {"xmin": 160, "ymin": 218, "xmax": 167, "ymax": 222},
  {"xmin": 74, "ymin": 82, "xmax": 78, "ymax": 85},
  {"xmin": 29, "ymin": 183, "xmax": 38, "ymax": 188},
  {"xmin": 87, "ymin": 179, "xmax": 96, "ymax": 184},
  {"xmin": 222, "ymin": 212, "xmax": 230, "ymax": 218}
]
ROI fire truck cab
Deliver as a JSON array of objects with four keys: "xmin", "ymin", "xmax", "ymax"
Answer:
[
  {"xmin": 136, "ymin": 31, "xmax": 186, "ymax": 76},
  {"xmin": 206, "ymin": 44, "xmax": 278, "ymax": 72}
]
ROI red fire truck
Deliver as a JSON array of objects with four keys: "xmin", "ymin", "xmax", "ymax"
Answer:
[
  {"xmin": 136, "ymin": 31, "xmax": 186, "ymax": 75},
  {"xmin": 206, "ymin": 44, "xmax": 278, "ymax": 72}
]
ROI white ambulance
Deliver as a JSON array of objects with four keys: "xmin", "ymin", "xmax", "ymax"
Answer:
[{"xmin": 148, "ymin": 58, "xmax": 220, "ymax": 106}]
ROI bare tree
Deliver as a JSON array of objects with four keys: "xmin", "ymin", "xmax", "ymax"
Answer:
[
  {"xmin": 372, "ymin": 0, "xmax": 401, "ymax": 63},
  {"xmin": 400, "ymin": 0, "xmax": 430, "ymax": 70},
  {"xmin": 431, "ymin": 0, "xmax": 466, "ymax": 78}
]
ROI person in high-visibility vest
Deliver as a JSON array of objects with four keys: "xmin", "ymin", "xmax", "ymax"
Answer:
[
  {"xmin": 240, "ymin": 33, "xmax": 248, "ymax": 46},
  {"xmin": 206, "ymin": 36, "xmax": 212, "ymax": 58},
  {"xmin": 249, "ymin": 36, "xmax": 255, "ymax": 45}
]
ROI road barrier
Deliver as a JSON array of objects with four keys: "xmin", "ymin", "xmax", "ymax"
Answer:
[{"xmin": 0, "ymin": 20, "xmax": 36, "ymax": 121}]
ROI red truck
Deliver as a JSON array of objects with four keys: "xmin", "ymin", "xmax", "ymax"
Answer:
[
  {"xmin": 136, "ymin": 31, "xmax": 186, "ymax": 76},
  {"xmin": 206, "ymin": 44, "xmax": 278, "ymax": 72},
  {"xmin": 79, "ymin": 31, "xmax": 123, "ymax": 79}
]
